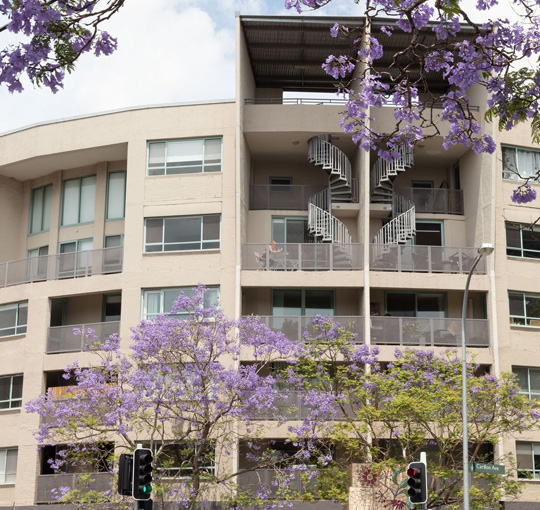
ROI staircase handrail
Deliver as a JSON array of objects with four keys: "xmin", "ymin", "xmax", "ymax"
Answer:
[
  {"xmin": 308, "ymin": 203, "xmax": 352, "ymax": 244},
  {"xmin": 308, "ymin": 188, "xmax": 331, "ymax": 212},
  {"xmin": 372, "ymin": 193, "xmax": 415, "ymax": 245},
  {"xmin": 308, "ymin": 136, "xmax": 352, "ymax": 187}
]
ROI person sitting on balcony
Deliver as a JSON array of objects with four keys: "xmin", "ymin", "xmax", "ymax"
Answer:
[{"xmin": 269, "ymin": 240, "xmax": 283, "ymax": 254}]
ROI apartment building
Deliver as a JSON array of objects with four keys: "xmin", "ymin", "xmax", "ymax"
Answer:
[{"xmin": 0, "ymin": 13, "xmax": 538, "ymax": 509}]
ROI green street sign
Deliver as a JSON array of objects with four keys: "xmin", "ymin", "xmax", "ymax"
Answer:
[{"xmin": 468, "ymin": 462, "xmax": 505, "ymax": 475}]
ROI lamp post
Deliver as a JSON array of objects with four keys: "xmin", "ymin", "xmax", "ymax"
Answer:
[{"xmin": 461, "ymin": 243, "xmax": 494, "ymax": 510}]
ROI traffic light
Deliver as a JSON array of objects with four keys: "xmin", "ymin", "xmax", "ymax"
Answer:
[
  {"xmin": 407, "ymin": 461, "xmax": 428, "ymax": 504},
  {"xmin": 117, "ymin": 453, "xmax": 133, "ymax": 496},
  {"xmin": 132, "ymin": 448, "xmax": 153, "ymax": 501}
]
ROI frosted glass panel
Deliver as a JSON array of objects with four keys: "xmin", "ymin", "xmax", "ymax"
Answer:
[
  {"xmin": 107, "ymin": 172, "xmax": 126, "ymax": 219},
  {"xmin": 79, "ymin": 176, "xmax": 96, "ymax": 223},
  {"xmin": 62, "ymin": 180, "xmax": 80, "ymax": 226}
]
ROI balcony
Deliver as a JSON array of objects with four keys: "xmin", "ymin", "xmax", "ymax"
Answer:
[
  {"xmin": 370, "ymin": 245, "xmax": 486, "ymax": 274},
  {"xmin": 253, "ymin": 315, "xmax": 364, "ymax": 344},
  {"xmin": 46, "ymin": 321, "xmax": 120, "ymax": 354},
  {"xmin": 242, "ymin": 243, "xmax": 363, "ymax": 271},
  {"xmin": 250, "ymin": 184, "xmax": 327, "ymax": 210},
  {"xmin": 370, "ymin": 317, "xmax": 489, "ymax": 347},
  {"xmin": 395, "ymin": 187, "xmax": 464, "ymax": 215},
  {"xmin": 0, "ymin": 247, "xmax": 123, "ymax": 288},
  {"xmin": 35, "ymin": 473, "xmax": 112, "ymax": 504}
]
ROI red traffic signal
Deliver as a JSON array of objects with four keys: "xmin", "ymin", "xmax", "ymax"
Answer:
[{"xmin": 407, "ymin": 461, "xmax": 428, "ymax": 504}]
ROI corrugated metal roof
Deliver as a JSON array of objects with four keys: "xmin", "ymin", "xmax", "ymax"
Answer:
[{"xmin": 240, "ymin": 15, "xmax": 476, "ymax": 93}]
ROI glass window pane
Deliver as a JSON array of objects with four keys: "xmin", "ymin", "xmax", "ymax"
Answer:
[
  {"xmin": 168, "ymin": 139, "xmax": 203, "ymax": 163},
  {"xmin": 164, "ymin": 289, "xmax": 184, "ymax": 313},
  {"xmin": 273, "ymin": 290, "xmax": 302, "ymax": 316},
  {"xmin": 286, "ymin": 219, "xmax": 308, "ymax": 243},
  {"xmin": 272, "ymin": 218, "xmax": 285, "ymax": 243},
  {"xmin": 506, "ymin": 223, "xmax": 521, "ymax": 249},
  {"xmin": 517, "ymin": 443, "xmax": 533, "ymax": 470},
  {"xmin": 78, "ymin": 239, "xmax": 93, "ymax": 251},
  {"xmin": 145, "ymin": 219, "xmax": 163, "ymax": 245},
  {"xmin": 43, "ymin": 185, "xmax": 52, "ymax": 231},
  {"xmin": 31, "ymin": 187, "xmax": 44, "ymax": 233},
  {"xmin": 304, "ymin": 290, "xmax": 334, "ymax": 316},
  {"xmin": 417, "ymin": 293, "xmax": 445, "ymax": 318},
  {"xmin": 60, "ymin": 242, "xmax": 76, "ymax": 254},
  {"xmin": 105, "ymin": 235, "xmax": 122, "ymax": 248},
  {"xmin": 204, "ymin": 139, "xmax": 222, "ymax": 165},
  {"xmin": 148, "ymin": 142, "xmax": 166, "ymax": 167},
  {"xmin": 79, "ymin": 176, "xmax": 96, "ymax": 223},
  {"xmin": 107, "ymin": 172, "xmax": 126, "ymax": 220},
  {"xmin": 515, "ymin": 367, "xmax": 528, "ymax": 390},
  {"xmin": 5, "ymin": 450, "xmax": 17, "ymax": 479},
  {"xmin": 203, "ymin": 215, "xmax": 220, "ymax": 241},
  {"xmin": 165, "ymin": 217, "xmax": 201, "ymax": 244},
  {"xmin": 11, "ymin": 375, "xmax": 22, "ymax": 400},
  {"xmin": 0, "ymin": 450, "xmax": 5, "ymax": 478},
  {"xmin": 529, "ymin": 369, "xmax": 540, "ymax": 392},
  {"xmin": 526, "ymin": 295, "xmax": 540, "ymax": 320},
  {"xmin": 0, "ymin": 306, "xmax": 16, "ymax": 334},
  {"xmin": 17, "ymin": 304, "xmax": 27, "ymax": 327},
  {"xmin": 0, "ymin": 378, "xmax": 9, "ymax": 402},
  {"xmin": 144, "ymin": 292, "xmax": 162, "ymax": 318},
  {"xmin": 62, "ymin": 180, "xmax": 80, "ymax": 226},
  {"xmin": 523, "ymin": 230, "xmax": 540, "ymax": 254},
  {"xmin": 509, "ymin": 293, "xmax": 525, "ymax": 317},
  {"xmin": 386, "ymin": 293, "xmax": 415, "ymax": 317}
]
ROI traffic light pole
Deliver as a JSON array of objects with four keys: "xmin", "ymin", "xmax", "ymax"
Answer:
[
  {"xmin": 135, "ymin": 500, "xmax": 153, "ymax": 510},
  {"xmin": 420, "ymin": 451, "xmax": 427, "ymax": 510}
]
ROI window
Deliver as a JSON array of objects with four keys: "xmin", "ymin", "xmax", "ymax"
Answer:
[
  {"xmin": 272, "ymin": 216, "xmax": 310, "ymax": 243},
  {"xmin": 103, "ymin": 294, "xmax": 121, "ymax": 322},
  {"xmin": 414, "ymin": 222, "xmax": 443, "ymax": 246},
  {"xmin": 40, "ymin": 443, "xmax": 113, "ymax": 475},
  {"xmin": 144, "ymin": 215, "xmax": 220, "ymax": 252},
  {"xmin": 0, "ymin": 375, "xmax": 23, "ymax": 409},
  {"xmin": 58, "ymin": 239, "xmax": 93, "ymax": 278},
  {"xmin": 509, "ymin": 292, "xmax": 540, "ymax": 326},
  {"xmin": 61, "ymin": 176, "xmax": 96, "ymax": 226},
  {"xmin": 146, "ymin": 441, "xmax": 216, "ymax": 479},
  {"xmin": 514, "ymin": 367, "xmax": 540, "ymax": 399},
  {"xmin": 0, "ymin": 302, "xmax": 28, "ymax": 337},
  {"xmin": 27, "ymin": 246, "xmax": 49, "ymax": 281},
  {"xmin": 502, "ymin": 146, "xmax": 540, "ymax": 181},
  {"xmin": 506, "ymin": 223, "xmax": 540, "ymax": 259},
  {"xmin": 29, "ymin": 184, "xmax": 52, "ymax": 234},
  {"xmin": 269, "ymin": 177, "xmax": 292, "ymax": 193},
  {"xmin": 147, "ymin": 138, "xmax": 222, "ymax": 176},
  {"xmin": 106, "ymin": 171, "xmax": 126, "ymax": 220},
  {"xmin": 272, "ymin": 289, "xmax": 334, "ymax": 317},
  {"xmin": 385, "ymin": 292, "xmax": 446, "ymax": 317},
  {"xmin": 103, "ymin": 235, "xmax": 124, "ymax": 273},
  {"xmin": 0, "ymin": 448, "xmax": 17, "ymax": 483},
  {"xmin": 142, "ymin": 286, "xmax": 220, "ymax": 320},
  {"xmin": 517, "ymin": 442, "xmax": 540, "ymax": 478}
]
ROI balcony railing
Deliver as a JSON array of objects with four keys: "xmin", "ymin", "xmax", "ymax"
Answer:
[
  {"xmin": 245, "ymin": 97, "xmax": 348, "ymax": 105},
  {"xmin": 250, "ymin": 184, "xmax": 328, "ymax": 210},
  {"xmin": 46, "ymin": 321, "xmax": 120, "ymax": 354},
  {"xmin": 370, "ymin": 245, "xmax": 487, "ymax": 274},
  {"xmin": 35, "ymin": 473, "xmax": 112, "ymax": 504},
  {"xmin": 243, "ymin": 243, "xmax": 363, "ymax": 271},
  {"xmin": 237, "ymin": 468, "xmax": 318, "ymax": 495},
  {"xmin": 370, "ymin": 317, "xmax": 489, "ymax": 347},
  {"xmin": 0, "ymin": 247, "xmax": 123, "ymax": 288},
  {"xmin": 252, "ymin": 315, "xmax": 364, "ymax": 344},
  {"xmin": 395, "ymin": 187, "xmax": 464, "ymax": 215}
]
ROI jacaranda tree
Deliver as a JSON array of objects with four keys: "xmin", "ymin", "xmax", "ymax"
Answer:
[
  {"xmin": 1, "ymin": 0, "xmax": 123, "ymax": 93},
  {"xmin": 285, "ymin": 0, "xmax": 540, "ymax": 206},
  {"xmin": 26, "ymin": 286, "xmax": 316, "ymax": 510},
  {"xmin": 283, "ymin": 317, "xmax": 540, "ymax": 510}
]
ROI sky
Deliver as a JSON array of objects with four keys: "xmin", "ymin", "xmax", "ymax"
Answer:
[{"xmin": 0, "ymin": 0, "xmax": 519, "ymax": 134}]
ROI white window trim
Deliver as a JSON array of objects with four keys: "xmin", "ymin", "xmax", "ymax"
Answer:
[
  {"xmin": 0, "ymin": 375, "xmax": 22, "ymax": 410},
  {"xmin": 0, "ymin": 447, "xmax": 17, "ymax": 484},
  {"xmin": 0, "ymin": 302, "xmax": 28, "ymax": 338}
]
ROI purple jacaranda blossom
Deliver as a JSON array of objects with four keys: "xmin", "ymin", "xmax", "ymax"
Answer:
[{"xmin": 511, "ymin": 184, "xmax": 538, "ymax": 204}]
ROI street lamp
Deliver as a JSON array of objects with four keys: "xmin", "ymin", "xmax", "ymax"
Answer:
[{"xmin": 462, "ymin": 242, "xmax": 494, "ymax": 510}]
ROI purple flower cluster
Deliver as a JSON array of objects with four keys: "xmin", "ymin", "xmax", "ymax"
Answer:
[
  {"xmin": 511, "ymin": 184, "xmax": 538, "ymax": 204},
  {"xmin": 0, "ymin": 0, "xmax": 120, "ymax": 93}
]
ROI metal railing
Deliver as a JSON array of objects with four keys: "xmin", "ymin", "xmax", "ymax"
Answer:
[
  {"xmin": 370, "ymin": 317, "xmax": 489, "ymax": 347},
  {"xmin": 35, "ymin": 473, "xmax": 112, "ymax": 504},
  {"xmin": 0, "ymin": 247, "xmax": 123, "ymax": 288},
  {"xmin": 46, "ymin": 321, "xmax": 120, "ymax": 354},
  {"xmin": 372, "ymin": 193, "xmax": 416, "ymax": 246},
  {"xmin": 245, "ymin": 97, "xmax": 348, "ymax": 106},
  {"xmin": 396, "ymin": 187, "xmax": 464, "ymax": 215},
  {"xmin": 370, "ymin": 245, "xmax": 487, "ymax": 274},
  {"xmin": 237, "ymin": 468, "xmax": 319, "ymax": 495},
  {"xmin": 252, "ymin": 315, "xmax": 364, "ymax": 344},
  {"xmin": 243, "ymin": 243, "xmax": 362, "ymax": 271},
  {"xmin": 249, "ymin": 184, "xmax": 328, "ymax": 210}
]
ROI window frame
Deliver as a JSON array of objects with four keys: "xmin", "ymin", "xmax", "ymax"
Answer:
[
  {"xmin": 517, "ymin": 441, "xmax": 540, "ymax": 479},
  {"xmin": 271, "ymin": 289, "xmax": 335, "ymax": 317},
  {"xmin": 501, "ymin": 145, "xmax": 540, "ymax": 182},
  {"xmin": 271, "ymin": 216, "xmax": 310, "ymax": 244},
  {"xmin": 141, "ymin": 286, "xmax": 220, "ymax": 321},
  {"xmin": 146, "ymin": 137, "xmax": 223, "ymax": 176},
  {"xmin": 144, "ymin": 214, "xmax": 221, "ymax": 253},
  {"xmin": 506, "ymin": 222, "xmax": 540, "ymax": 259},
  {"xmin": 0, "ymin": 302, "xmax": 28, "ymax": 338},
  {"xmin": 0, "ymin": 374, "xmax": 23, "ymax": 410},
  {"xmin": 514, "ymin": 366, "xmax": 540, "ymax": 399},
  {"xmin": 0, "ymin": 447, "xmax": 17, "ymax": 484},
  {"xmin": 60, "ymin": 175, "xmax": 97, "ymax": 227},
  {"xmin": 29, "ymin": 184, "xmax": 53, "ymax": 235},
  {"xmin": 106, "ymin": 171, "xmax": 126, "ymax": 221},
  {"xmin": 509, "ymin": 291, "xmax": 540, "ymax": 326}
]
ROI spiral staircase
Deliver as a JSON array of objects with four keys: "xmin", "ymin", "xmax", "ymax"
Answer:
[
  {"xmin": 371, "ymin": 146, "xmax": 416, "ymax": 249},
  {"xmin": 307, "ymin": 135, "xmax": 354, "ymax": 266}
]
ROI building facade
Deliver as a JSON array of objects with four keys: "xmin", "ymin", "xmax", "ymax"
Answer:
[{"xmin": 0, "ymin": 14, "xmax": 538, "ymax": 509}]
